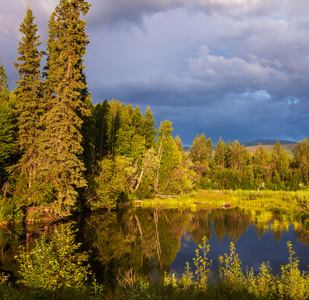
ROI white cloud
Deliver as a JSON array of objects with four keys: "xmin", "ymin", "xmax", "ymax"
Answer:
[{"xmin": 188, "ymin": 46, "xmax": 287, "ymax": 92}]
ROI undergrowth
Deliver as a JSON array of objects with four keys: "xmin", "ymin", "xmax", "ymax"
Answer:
[{"xmin": 118, "ymin": 238, "xmax": 309, "ymax": 300}]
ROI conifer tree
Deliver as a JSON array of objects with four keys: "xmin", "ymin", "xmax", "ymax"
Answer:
[
  {"xmin": 0, "ymin": 66, "xmax": 10, "ymax": 96},
  {"xmin": 12, "ymin": 7, "xmax": 44, "ymax": 203},
  {"xmin": 271, "ymin": 141, "xmax": 289, "ymax": 181},
  {"xmin": 80, "ymin": 72, "xmax": 94, "ymax": 174},
  {"xmin": 253, "ymin": 144, "xmax": 270, "ymax": 183},
  {"xmin": 189, "ymin": 133, "xmax": 213, "ymax": 163},
  {"xmin": 0, "ymin": 66, "xmax": 14, "ymax": 186},
  {"xmin": 92, "ymin": 100, "xmax": 110, "ymax": 161},
  {"xmin": 106, "ymin": 100, "xmax": 124, "ymax": 155},
  {"xmin": 141, "ymin": 106, "xmax": 156, "ymax": 149},
  {"xmin": 189, "ymin": 134, "xmax": 208, "ymax": 164},
  {"xmin": 294, "ymin": 137, "xmax": 309, "ymax": 183},
  {"xmin": 226, "ymin": 140, "xmax": 249, "ymax": 171},
  {"xmin": 214, "ymin": 137, "xmax": 226, "ymax": 168},
  {"xmin": 115, "ymin": 104, "xmax": 133, "ymax": 156},
  {"xmin": 189, "ymin": 133, "xmax": 213, "ymax": 178},
  {"xmin": 206, "ymin": 138, "xmax": 213, "ymax": 161},
  {"xmin": 130, "ymin": 106, "xmax": 146, "ymax": 163},
  {"xmin": 175, "ymin": 135, "xmax": 185, "ymax": 154},
  {"xmin": 41, "ymin": 0, "xmax": 91, "ymax": 216}
]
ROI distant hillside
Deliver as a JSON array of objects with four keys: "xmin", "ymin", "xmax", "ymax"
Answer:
[
  {"xmin": 242, "ymin": 140, "xmax": 296, "ymax": 147},
  {"xmin": 242, "ymin": 140, "xmax": 297, "ymax": 157},
  {"xmin": 185, "ymin": 140, "xmax": 297, "ymax": 156}
]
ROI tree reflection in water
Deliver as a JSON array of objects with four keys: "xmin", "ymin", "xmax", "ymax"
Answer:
[{"xmin": 0, "ymin": 205, "xmax": 309, "ymax": 295}]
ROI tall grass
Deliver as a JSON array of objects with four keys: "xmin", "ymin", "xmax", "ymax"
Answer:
[{"xmin": 118, "ymin": 238, "xmax": 309, "ymax": 300}]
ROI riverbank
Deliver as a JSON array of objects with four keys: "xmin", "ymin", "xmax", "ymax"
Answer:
[
  {"xmin": 136, "ymin": 189, "xmax": 309, "ymax": 210},
  {"xmin": 136, "ymin": 189, "xmax": 309, "ymax": 234}
]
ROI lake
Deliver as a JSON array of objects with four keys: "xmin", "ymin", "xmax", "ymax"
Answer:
[{"xmin": 0, "ymin": 205, "xmax": 309, "ymax": 294}]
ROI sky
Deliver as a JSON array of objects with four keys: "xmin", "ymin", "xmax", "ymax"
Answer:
[{"xmin": 1, "ymin": 0, "xmax": 309, "ymax": 146}]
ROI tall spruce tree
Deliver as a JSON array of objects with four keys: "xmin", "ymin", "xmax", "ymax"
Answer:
[
  {"xmin": 271, "ymin": 141, "xmax": 289, "ymax": 181},
  {"xmin": 130, "ymin": 106, "xmax": 146, "ymax": 163},
  {"xmin": 253, "ymin": 144, "xmax": 270, "ymax": 183},
  {"xmin": 106, "ymin": 100, "xmax": 124, "ymax": 155},
  {"xmin": 12, "ymin": 7, "xmax": 44, "ymax": 203},
  {"xmin": 189, "ymin": 133, "xmax": 209, "ymax": 164},
  {"xmin": 92, "ymin": 100, "xmax": 110, "ymax": 161},
  {"xmin": 294, "ymin": 137, "xmax": 309, "ymax": 183},
  {"xmin": 0, "ymin": 66, "xmax": 14, "ymax": 187},
  {"xmin": 41, "ymin": 0, "xmax": 91, "ymax": 216},
  {"xmin": 115, "ymin": 104, "xmax": 133, "ymax": 156},
  {"xmin": 214, "ymin": 137, "xmax": 226, "ymax": 168},
  {"xmin": 142, "ymin": 106, "xmax": 156, "ymax": 149}
]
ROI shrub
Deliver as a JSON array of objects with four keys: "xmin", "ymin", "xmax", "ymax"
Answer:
[{"xmin": 15, "ymin": 224, "xmax": 91, "ymax": 293}]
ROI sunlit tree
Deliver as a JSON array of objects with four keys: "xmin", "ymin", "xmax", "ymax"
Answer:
[
  {"xmin": 0, "ymin": 66, "xmax": 15, "ymax": 187},
  {"xmin": 11, "ymin": 6, "xmax": 45, "ymax": 204},
  {"xmin": 294, "ymin": 137, "xmax": 309, "ymax": 183},
  {"xmin": 40, "ymin": 0, "xmax": 91, "ymax": 215}
]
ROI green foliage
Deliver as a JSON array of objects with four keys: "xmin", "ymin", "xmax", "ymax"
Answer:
[
  {"xmin": 241, "ymin": 167, "xmax": 255, "ymax": 189},
  {"xmin": 0, "ymin": 195, "xmax": 16, "ymax": 224},
  {"xmin": 92, "ymin": 99, "xmax": 110, "ymax": 161},
  {"xmin": 218, "ymin": 242, "xmax": 245, "ymax": 290},
  {"xmin": 16, "ymin": 224, "xmax": 91, "ymax": 292},
  {"xmin": 277, "ymin": 241, "xmax": 309, "ymax": 299},
  {"xmin": 105, "ymin": 100, "xmax": 124, "ymax": 155},
  {"xmin": 193, "ymin": 139, "xmax": 306, "ymax": 191},
  {"xmin": 246, "ymin": 262, "xmax": 276, "ymax": 299},
  {"xmin": 0, "ymin": 66, "xmax": 15, "ymax": 186},
  {"xmin": 226, "ymin": 140, "xmax": 250, "ymax": 171},
  {"xmin": 90, "ymin": 156, "xmax": 137, "ymax": 209},
  {"xmin": 294, "ymin": 137, "xmax": 309, "ymax": 183},
  {"xmin": 189, "ymin": 133, "xmax": 212, "ymax": 164},
  {"xmin": 134, "ymin": 148, "xmax": 158, "ymax": 198},
  {"xmin": 85, "ymin": 101, "xmax": 161, "ymax": 205},
  {"xmin": 271, "ymin": 141, "xmax": 290, "ymax": 181},
  {"xmin": 155, "ymin": 121, "xmax": 185, "ymax": 194},
  {"xmin": 193, "ymin": 236, "xmax": 212, "ymax": 290},
  {"xmin": 38, "ymin": 0, "xmax": 91, "ymax": 215},
  {"xmin": 142, "ymin": 106, "xmax": 156, "ymax": 149},
  {"xmin": 214, "ymin": 137, "xmax": 226, "ymax": 168},
  {"xmin": 10, "ymin": 6, "xmax": 45, "ymax": 204},
  {"xmin": 4, "ymin": 0, "xmax": 309, "ymax": 219}
]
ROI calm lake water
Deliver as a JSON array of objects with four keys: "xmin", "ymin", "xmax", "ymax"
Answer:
[{"xmin": 0, "ymin": 206, "xmax": 309, "ymax": 292}]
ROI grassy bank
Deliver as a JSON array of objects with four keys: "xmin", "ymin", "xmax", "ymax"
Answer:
[
  {"xmin": 136, "ymin": 189, "xmax": 309, "ymax": 210},
  {"xmin": 135, "ymin": 189, "xmax": 309, "ymax": 236}
]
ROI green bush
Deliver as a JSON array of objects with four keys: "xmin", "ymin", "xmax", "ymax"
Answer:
[{"xmin": 16, "ymin": 224, "xmax": 91, "ymax": 293}]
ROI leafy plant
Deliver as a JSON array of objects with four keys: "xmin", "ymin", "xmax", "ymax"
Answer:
[
  {"xmin": 218, "ymin": 242, "xmax": 245, "ymax": 290},
  {"xmin": 277, "ymin": 241, "xmax": 309, "ymax": 299},
  {"xmin": 15, "ymin": 224, "xmax": 91, "ymax": 293},
  {"xmin": 193, "ymin": 236, "xmax": 212, "ymax": 290}
]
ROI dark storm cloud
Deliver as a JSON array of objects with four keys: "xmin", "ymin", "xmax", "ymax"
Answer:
[
  {"xmin": 2, "ymin": 0, "xmax": 309, "ymax": 145},
  {"xmin": 86, "ymin": 0, "xmax": 181, "ymax": 27},
  {"xmin": 87, "ymin": 0, "xmax": 279, "ymax": 28}
]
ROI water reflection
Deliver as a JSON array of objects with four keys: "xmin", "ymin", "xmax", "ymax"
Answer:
[
  {"xmin": 0, "ymin": 206, "xmax": 308, "ymax": 291},
  {"xmin": 78, "ymin": 207, "xmax": 309, "ymax": 284}
]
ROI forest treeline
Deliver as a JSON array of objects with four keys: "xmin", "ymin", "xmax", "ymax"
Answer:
[{"xmin": 0, "ymin": 1, "xmax": 309, "ymax": 220}]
